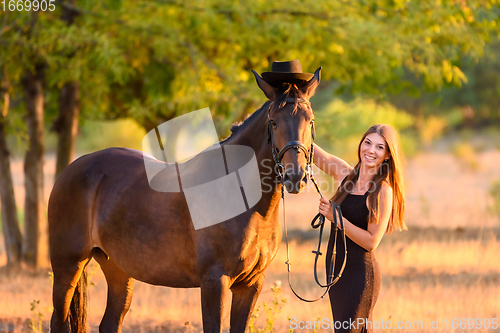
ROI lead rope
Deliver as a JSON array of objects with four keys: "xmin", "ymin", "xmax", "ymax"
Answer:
[{"xmin": 281, "ymin": 145, "xmax": 347, "ymax": 302}]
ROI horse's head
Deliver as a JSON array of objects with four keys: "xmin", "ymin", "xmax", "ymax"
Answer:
[{"xmin": 252, "ymin": 67, "xmax": 321, "ymax": 194}]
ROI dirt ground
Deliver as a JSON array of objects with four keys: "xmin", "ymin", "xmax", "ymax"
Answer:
[{"xmin": 1, "ymin": 146, "xmax": 499, "ymax": 332}]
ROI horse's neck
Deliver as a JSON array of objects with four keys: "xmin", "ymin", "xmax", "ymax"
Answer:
[
  {"xmin": 221, "ymin": 105, "xmax": 272, "ymax": 171},
  {"xmin": 221, "ymin": 106, "xmax": 282, "ymax": 215}
]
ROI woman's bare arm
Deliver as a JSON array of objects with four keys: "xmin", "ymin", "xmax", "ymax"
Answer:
[{"xmin": 313, "ymin": 143, "xmax": 352, "ymax": 181}]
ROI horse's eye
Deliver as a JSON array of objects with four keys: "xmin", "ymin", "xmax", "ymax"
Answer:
[{"xmin": 270, "ymin": 119, "xmax": 277, "ymax": 129}]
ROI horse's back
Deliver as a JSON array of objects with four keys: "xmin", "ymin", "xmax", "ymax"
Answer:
[
  {"xmin": 49, "ymin": 148, "xmax": 146, "ymax": 222},
  {"xmin": 48, "ymin": 148, "xmax": 142, "ymax": 249},
  {"xmin": 49, "ymin": 148, "xmax": 199, "ymax": 286}
]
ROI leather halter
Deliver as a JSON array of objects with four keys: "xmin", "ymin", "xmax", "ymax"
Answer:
[{"xmin": 266, "ymin": 97, "xmax": 315, "ymax": 179}]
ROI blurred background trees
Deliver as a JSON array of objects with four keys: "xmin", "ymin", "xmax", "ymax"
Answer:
[{"xmin": 0, "ymin": 0, "xmax": 499, "ymax": 269}]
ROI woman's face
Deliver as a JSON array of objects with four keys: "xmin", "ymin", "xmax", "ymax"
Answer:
[{"xmin": 360, "ymin": 133, "xmax": 390, "ymax": 169}]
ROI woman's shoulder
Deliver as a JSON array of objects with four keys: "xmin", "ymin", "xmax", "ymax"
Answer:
[
  {"xmin": 366, "ymin": 181, "xmax": 393, "ymax": 211},
  {"xmin": 379, "ymin": 181, "xmax": 393, "ymax": 200},
  {"xmin": 380, "ymin": 180, "xmax": 391, "ymax": 188}
]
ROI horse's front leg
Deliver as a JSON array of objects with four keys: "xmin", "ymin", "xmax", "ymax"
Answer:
[
  {"xmin": 229, "ymin": 275, "xmax": 265, "ymax": 333},
  {"xmin": 200, "ymin": 271, "xmax": 230, "ymax": 333}
]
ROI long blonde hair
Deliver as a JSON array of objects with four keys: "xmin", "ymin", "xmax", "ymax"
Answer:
[{"xmin": 330, "ymin": 124, "xmax": 406, "ymax": 234}]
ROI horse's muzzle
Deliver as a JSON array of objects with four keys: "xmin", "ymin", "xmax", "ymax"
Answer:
[{"xmin": 282, "ymin": 170, "xmax": 308, "ymax": 194}]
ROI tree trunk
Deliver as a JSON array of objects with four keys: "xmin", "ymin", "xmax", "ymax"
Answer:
[
  {"xmin": 54, "ymin": 81, "xmax": 80, "ymax": 179},
  {"xmin": 21, "ymin": 65, "xmax": 47, "ymax": 269},
  {"xmin": 53, "ymin": 0, "xmax": 81, "ymax": 180},
  {"xmin": 0, "ymin": 91, "xmax": 23, "ymax": 266}
]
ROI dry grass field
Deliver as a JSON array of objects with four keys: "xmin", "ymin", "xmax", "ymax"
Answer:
[{"xmin": 0, "ymin": 146, "xmax": 499, "ymax": 332}]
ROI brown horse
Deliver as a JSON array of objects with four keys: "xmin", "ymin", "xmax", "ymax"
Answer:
[{"xmin": 48, "ymin": 68, "xmax": 321, "ymax": 333}]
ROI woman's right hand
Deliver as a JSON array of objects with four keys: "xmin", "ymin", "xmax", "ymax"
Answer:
[
  {"xmin": 318, "ymin": 197, "xmax": 333, "ymax": 222},
  {"xmin": 313, "ymin": 143, "xmax": 352, "ymax": 181}
]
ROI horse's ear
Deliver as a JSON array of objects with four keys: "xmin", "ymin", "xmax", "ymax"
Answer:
[
  {"xmin": 300, "ymin": 67, "xmax": 321, "ymax": 99},
  {"xmin": 252, "ymin": 70, "xmax": 277, "ymax": 101}
]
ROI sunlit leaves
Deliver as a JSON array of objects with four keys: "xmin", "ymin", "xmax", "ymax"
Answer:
[{"xmin": 1, "ymin": 0, "xmax": 498, "ymax": 134}]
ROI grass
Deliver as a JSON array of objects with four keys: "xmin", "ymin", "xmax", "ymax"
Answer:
[
  {"xmin": 28, "ymin": 300, "xmax": 42, "ymax": 333},
  {"xmin": 248, "ymin": 284, "xmax": 288, "ymax": 333},
  {"xmin": 1, "ymin": 135, "xmax": 500, "ymax": 332},
  {"xmin": 0, "ymin": 227, "xmax": 499, "ymax": 332}
]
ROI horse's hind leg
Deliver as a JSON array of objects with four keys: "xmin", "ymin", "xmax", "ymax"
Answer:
[
  {"xmin": 94, "ymin": 250, "xmax": 134, "ymax": 333},
  {"xmin": 229, "ymin": 275, "xmax": 265, "ymax": 333}
]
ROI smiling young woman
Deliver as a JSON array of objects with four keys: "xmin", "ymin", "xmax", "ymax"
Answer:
[{"xmin": 313, "ymin": 124, "xmax": 406, "ymax": 333}]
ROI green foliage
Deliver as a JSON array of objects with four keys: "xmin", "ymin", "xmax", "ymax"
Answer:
[
  {"xmin": 312, "ymin": 317, "xmax": 323, "ymax": 333},
  {"xmin": 2, "ymin": 0, "xmax": 499, "ymax": 139},
  {"xmin": 388, "ymin": 37, "xmax": 500, "ymax": 133},
  {"xmin": 76, "ymin": 118, "xmax": 146, "ymax": 152},
  {"xmin": 0, "ymin": 2, "xmax": 133, "ymax": 164},
  {"xmin": 451, "ymin": 141, "xmax": 480, "ymax": 170},
  {"xmin": 48, "ymin": 271, "xmax": 54, "ymax": 287},
  {"xmin": 488, "ymin": 180, "xmax": 500, "ymax": 219},
  {"xmin": 87, "ymin": 262, "xmax": 101, "ymax": 288},
  {"xmin": 29, "ymin": 300, "xmax": 43, "ymax": 333},
  {"xmin": 314, "ymin": 98, "xmax": 415, "ymax": 162},
  {"xmin": 423, "ymin": 40, "xmax": 500, "ymax": 125},
  {"xmin": 417, "ymin": 115, "xmax": 449, "ymax": 145},
  {"xmin": 248, "ymin": 284, "xmax": 287, "ymax": 333}
]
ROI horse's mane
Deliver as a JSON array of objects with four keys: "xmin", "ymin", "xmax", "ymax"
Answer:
[
  {"xmin": 219, "ymin": 101, "xmax": 270, "ymax": 144},
  {"xmin": 220, "ymin": 84, "xmax": 307, "ymax": 144}
]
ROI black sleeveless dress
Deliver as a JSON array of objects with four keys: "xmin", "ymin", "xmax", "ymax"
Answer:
[{"xmin": 326, "ymin": 192, "xmax": 381, "ymax": 333}]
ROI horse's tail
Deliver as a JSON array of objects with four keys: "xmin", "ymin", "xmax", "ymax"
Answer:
[{"xmin": 68, "ymin": 267, "xmax": 88, "ymax": 333}]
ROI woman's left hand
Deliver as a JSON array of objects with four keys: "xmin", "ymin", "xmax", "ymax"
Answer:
[{"xmin": 318, "ymin": 197, "xmax": 334, "ymax": 222}]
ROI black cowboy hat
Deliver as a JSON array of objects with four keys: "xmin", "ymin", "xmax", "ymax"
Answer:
[{"xmin": 261, "ymin": 59, "xmax": 314, "ymax": 84}]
